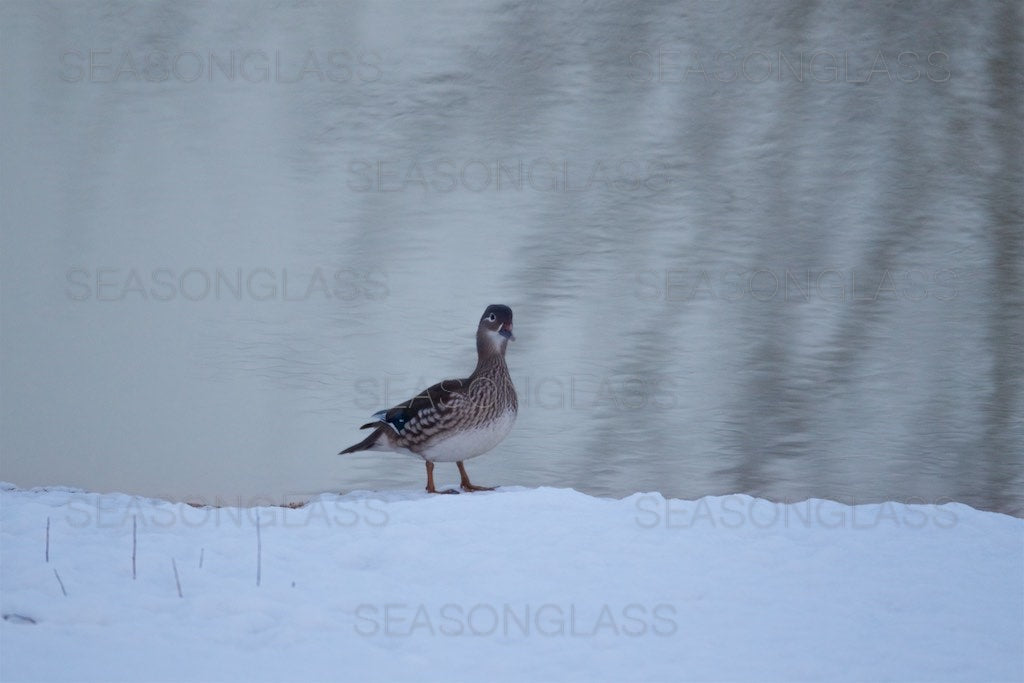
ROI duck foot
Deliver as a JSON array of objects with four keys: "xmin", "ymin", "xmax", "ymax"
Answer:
[
  {"xmin": 424, "ymin": 462, "xmax": 460, "ymax": 494},
  {"xmin": 457, "ymin": 461, "xmax": 495, "ymax": 492}
]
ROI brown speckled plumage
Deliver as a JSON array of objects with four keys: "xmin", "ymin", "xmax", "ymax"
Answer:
[{"xmin": 339, "ymin": 305, "xmax": 518, "ymax": 493}]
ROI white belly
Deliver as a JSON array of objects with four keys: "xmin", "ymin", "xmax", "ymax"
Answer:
[{"xmin": 419, "ymin": 410, "xmax": 516, "ymax": 463}]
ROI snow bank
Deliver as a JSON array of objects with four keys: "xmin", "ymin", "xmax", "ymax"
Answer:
[{"xmin": 1, "ymin": 483, "xmax": 1021, "ymax": 682}]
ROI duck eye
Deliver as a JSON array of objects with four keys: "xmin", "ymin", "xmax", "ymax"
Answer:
[{"xmin": 487, "ymin": 313, "xmax": 496, "ymax": 322}]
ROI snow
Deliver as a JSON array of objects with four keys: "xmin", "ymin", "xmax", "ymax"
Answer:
[{"xmin": 1, "ymin": 483, "xmax": 1021, "ymax": 682}]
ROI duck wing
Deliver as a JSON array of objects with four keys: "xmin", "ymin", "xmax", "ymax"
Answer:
[{"xmin": 359, "ymin": 377, "xmax": 472, "ymax": 437}]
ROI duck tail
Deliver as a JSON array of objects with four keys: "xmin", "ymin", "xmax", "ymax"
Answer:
[{"xmin": 339, "ymin": 426, "xmax": 386, "ymax": 455}]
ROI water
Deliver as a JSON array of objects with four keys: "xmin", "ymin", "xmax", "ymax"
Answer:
[{"xmin": 2, "ymin": 1, "xmax": 1021, "ymax": 514}]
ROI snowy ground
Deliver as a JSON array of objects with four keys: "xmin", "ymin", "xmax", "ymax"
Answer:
[{"xmin": 1, "ymin": 483, "xmax": 1021, "ymax": 682}]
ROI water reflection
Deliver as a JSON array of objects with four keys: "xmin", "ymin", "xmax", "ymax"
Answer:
[{"xmin": 1, "ymin": 0, "xmax": 1020, "ymax": 514}]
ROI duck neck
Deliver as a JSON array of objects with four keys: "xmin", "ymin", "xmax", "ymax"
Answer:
[{"xmin": 473, "ymin": 336, "xmax": 508, "ymax": 378}]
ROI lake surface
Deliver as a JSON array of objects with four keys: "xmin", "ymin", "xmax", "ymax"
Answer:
[{"xmin": 2, "ymin": 0, "xmax": 1021, "ymax": 514}]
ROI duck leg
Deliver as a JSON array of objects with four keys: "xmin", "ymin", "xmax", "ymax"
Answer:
[
  {"xmin": 457, "ymin": 461, "xmax": 495, "ymax": 492},
  {"xmin": 425, "ymin": 461, "xmax": 458, "ymax": 494}
]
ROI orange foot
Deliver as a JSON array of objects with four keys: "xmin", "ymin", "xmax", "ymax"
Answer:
[
  {"xmin": 458, "ymin": 461, "xmax": 495, "ymax": 492},
  {"xmin": 424, "ymin": 461, "xmax": 459, "ymax": 494}
]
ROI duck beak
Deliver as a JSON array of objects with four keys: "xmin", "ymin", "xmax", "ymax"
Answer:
[{"xmin": 499, "ymin": 323, "xmax": 515, "ymax": 341}]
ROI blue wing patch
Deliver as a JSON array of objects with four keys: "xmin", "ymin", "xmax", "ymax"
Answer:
[{"xmin": 373, "ymin": 409, "xmax": 409, "ymax": 433}]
